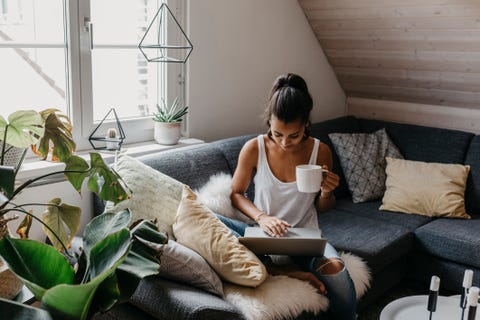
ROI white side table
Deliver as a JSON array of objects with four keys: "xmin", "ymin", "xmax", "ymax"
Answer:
[{"xmin": 380, "ymin": 295, "xmax": 479, "ymax": 320}]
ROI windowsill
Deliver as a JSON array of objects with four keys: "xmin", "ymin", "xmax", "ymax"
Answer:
[{"xmin": 16, "ymin": 137, "xmax": 204, "ymax": 185}]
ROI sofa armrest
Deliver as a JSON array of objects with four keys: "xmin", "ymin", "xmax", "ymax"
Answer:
[{"xmin": 130, "ymin": 276, "xmax": 245, "ymax": 320}]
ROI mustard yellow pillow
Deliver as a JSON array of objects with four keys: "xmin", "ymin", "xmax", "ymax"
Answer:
[
  {"xmin": 380, "ymin": 157, "xmax": 471, "ymax": 219},
  {"xmin": 173, "ymin": 186, "xmax": 267, "ymax": 287}
]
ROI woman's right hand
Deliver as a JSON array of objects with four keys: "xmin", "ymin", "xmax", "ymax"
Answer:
[{"xmin": 257, "ymin": 214, "xmax": 291, "ymax": 237}]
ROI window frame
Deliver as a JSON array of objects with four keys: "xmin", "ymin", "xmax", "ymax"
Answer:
[{"xmin": 72, "ymin": 0, "xmax": 187, "ymax": 151}]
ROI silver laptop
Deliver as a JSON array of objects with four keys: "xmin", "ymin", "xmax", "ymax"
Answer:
[{"xmin": 239, "ymin": 227, "xmax": 327, "ymax": 256}]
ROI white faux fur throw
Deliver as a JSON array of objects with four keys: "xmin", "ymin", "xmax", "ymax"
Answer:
[
  {"xmin": 224, "ymin": 252, "xmax": 371, "ymax": 320},
  {"xmin": 224, "ymin": 275, "xmax": 329, "ymax": 320},
  {"xmin": 196, "ymin": 172, "xmax": 254, "ymax": 224}
]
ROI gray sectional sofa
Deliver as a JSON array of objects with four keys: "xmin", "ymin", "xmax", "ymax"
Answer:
[{"xmin": 94, "ymin": 115, "xmax": 480, "ymax": 319}]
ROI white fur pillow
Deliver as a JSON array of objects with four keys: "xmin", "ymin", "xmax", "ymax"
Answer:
[{"xmin": 196, "ymin": 173, "xmax": 253, "ymax": 224}]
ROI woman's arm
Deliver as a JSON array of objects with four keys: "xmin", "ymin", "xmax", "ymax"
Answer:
[
  {"xmin": 316, "ymin": 143, "xmax": 339, "ymax": 212},
  {"xmin": 230, "ymin": 138, "xmax": 290, "ymax": 237},
  {"xmin": 231, "ymin": 139, "xmax": 264, "ymax": 221}
]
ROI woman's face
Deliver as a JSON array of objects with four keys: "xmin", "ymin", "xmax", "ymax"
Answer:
[{"xmin": 269, "ymin": 116, "xmax": 306, "ymax": 152}]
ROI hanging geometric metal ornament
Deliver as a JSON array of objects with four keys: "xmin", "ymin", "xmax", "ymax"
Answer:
[
  {"xmin": 138, "ymin": 3, "xmax": 193, "ymax": 63},
  {"xmin": 88, "ymin": 108, "xmax": 126, "ymax": 151}
]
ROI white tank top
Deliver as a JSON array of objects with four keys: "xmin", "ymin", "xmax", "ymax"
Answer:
[{"xmin": 253, "ymin": 135, "xmax": 320, "ymax": 228}]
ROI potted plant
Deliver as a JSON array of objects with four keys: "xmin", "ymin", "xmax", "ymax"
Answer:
[
  {"xmin": 152, "ymin": 96, "xmax": 189, "ymax": 145},
  {"xmin": 0, "ymin": 109, "xmax": 167, "ymax": 319}
]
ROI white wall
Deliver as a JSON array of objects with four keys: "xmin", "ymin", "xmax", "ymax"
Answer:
[
  {"xmin": 8, "ymin": 181, "xmax": 93, "ymax": 242},
  {"xmin": 7, "ymin": 1, "xmax": 345, "ymax": 241},
  {"xmin": 186, "ymin": 0, "xmax": 345, "ymax": 141}
]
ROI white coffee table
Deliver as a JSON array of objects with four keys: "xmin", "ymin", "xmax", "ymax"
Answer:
[{"xmin": 380, "ymin": 295, "xmax": 479, "ymax": 320}]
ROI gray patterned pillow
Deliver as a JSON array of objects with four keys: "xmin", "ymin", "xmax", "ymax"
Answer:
[
  {"xmin": 159, "ymin": 240, "xmax": 224, "ymax": 296},
  {"xmin": 329, "ymin": 129, "xmax": 403, "ymax": 203}
]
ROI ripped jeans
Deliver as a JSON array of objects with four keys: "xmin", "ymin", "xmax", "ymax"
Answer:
[{"xmin": 216, "ymin": 214, "xmax": 357, "ymax": 320}]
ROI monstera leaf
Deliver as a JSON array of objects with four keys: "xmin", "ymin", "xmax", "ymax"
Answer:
[
  {"xmin": 64, "ymin": 153, "xmax": 129, "ymax": 204},
  {"xmin": 41, "ymin": 198, "xmax": 81, "ymax": 250},
  {"xmin": 31, "ymin": 109, "xmax": 75, "ymax": 162},
  {"xmin": 0, "ymin": 110, "xmax": 44, "ymax": 148}
]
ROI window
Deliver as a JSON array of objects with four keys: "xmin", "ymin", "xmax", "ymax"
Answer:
[
  {"xmin": 0, "ymin": 0, "xmax": 67, "ymax": 115},
  {"xmin": 0, "ymin": 0, "xmax": 186, "ymax": 150}
]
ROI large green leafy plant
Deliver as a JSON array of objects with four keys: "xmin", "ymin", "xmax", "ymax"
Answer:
[{"xmin": 0, "ymin": 109, "xmax": 167, "ymax": 319}]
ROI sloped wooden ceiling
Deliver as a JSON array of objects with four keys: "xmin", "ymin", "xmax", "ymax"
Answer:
[{"xmin": 298, "ymin": 0, "xmax": 480, "ymax": 109}]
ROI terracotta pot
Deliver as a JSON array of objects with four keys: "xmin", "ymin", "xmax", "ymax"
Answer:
[
  {"xmin": 0, "ymin": 258, "xmax": 23, "ymax": 300},
  {"xmin": 0, "ymin": 217, "xmax": 24, "ymax": 299},
  {"xmin": 154, "ymin": 122, "xmax": 182, "ymax": 145}
]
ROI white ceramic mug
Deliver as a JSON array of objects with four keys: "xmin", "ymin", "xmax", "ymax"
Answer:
[{"xmin": 296, "ymin": 164, "xmax": 327, "ymax": 193}]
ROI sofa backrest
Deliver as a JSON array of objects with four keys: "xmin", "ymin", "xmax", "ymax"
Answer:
[
  {"xmin": 465, "ymin": 135, "xmax": 480, "ymax": 216},
  {"xmin": 137, "ymin": 143, "xmax": 231, "ymax": 190},
  {"xmin": 359, "ymin": 119, "xmax": 474, "ymax": 164}
]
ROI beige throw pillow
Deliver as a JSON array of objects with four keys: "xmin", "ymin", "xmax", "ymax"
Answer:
[
  {"xmin": 173, "ymin": 186, "xmax": 267, "ymax": 287},
  {"xmin": 380, "ymin": 157, "xmax": 471, "ymax": 219},
  {"xmin": 105, "ymin": 154, "xmax": 184, "ymax": 237}
]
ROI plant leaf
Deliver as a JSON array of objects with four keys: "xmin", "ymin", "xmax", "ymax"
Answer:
[
  {"xmin": 88, "ymin": 229, "xmax": 131, "ymax": 281},
  {"xmin": 0, "ymin": 235, "xmax": 74, "ymax": 300},
  {"xmin": 31, "ymin": 109, "xmax": 75, "ymax": 162},
  {"xmin": 41, "ymin": 198, "xmax": 81, "ymax": 250},
  {"xmin": 64, "ymin": 155, "xmax": 90, "ymax": 193},
  {"xmin": 0, "ymin": 165, "xmax": 15, "ymax": 197},
  {"xmin": 83, "ymin": 210, "xmax": 131, "ymax": 259},
  {"xmin": 16, "ymin": 214, "xmax": 33, "ymax": 239},
  {"xmin": 90, "ymin": 273, "xmax": 120, "ymax": 313},
  {"xmin": 115, "ymin": 220, "xmax": 166, "ymax": 301},
  {"xmin": 0, "ymin": 298, "xmax": 53, "ymax": 320},
  {"xmin": 0, "ymin": 110, "xmax": 44, "ymax": 148},
  {"xmin": 87, "ymin": 153, "xmax": 129, "ymax": 204},
  {"xmin": 42, "ymin": 236, "xmax": 129, "ymax": 320}
]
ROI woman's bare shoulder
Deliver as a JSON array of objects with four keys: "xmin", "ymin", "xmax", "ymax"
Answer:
[
  {"xmin": 317, "ymin": 140, "xmax": 333, "ymax": 168},
  {"xmin": 238, "ymin": 136, "xmax": 261, "ymax": 165},
  {"xmin": 241, "ymin": 135, "xmax": 263, "ymax": 154}
]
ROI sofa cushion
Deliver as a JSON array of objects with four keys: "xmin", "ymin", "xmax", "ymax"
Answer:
[
  {"xmin": 359, "ymin": 119, "xmax": 474, "ymax": 164},
  {"xmin": 333, "ymin": 198, "xmax": 433, "ymax": 230},
  {"xmin": 329, "ymin": 128, "xmax": 403, "ymax": 203},
  {"xmin": 414, "ymin": 217, "xmax": 480, "ymax": 269},
  {"xmin": 130, "ymin": 277, "xmax": 245, "ymax": 320},
  {"xmin": 380, "ymin": 158, "xmax": 471, "ymax": 219},
  {"xmin": 309, "ymin": 116, "xmax": 362, "ymax": 199},
  {"xmin": 317, "ymin": 205, "xmax": 415, "ymax": 272},
  {"xmin": 137, "ymin": 144, "xmax": 231, "ymax": 190},
  {"xmin": 465, "ymin": 135, "xmax": 480, "ymax": 216},
  {"xmin": 173, "ymin": 186, "xmax": 267, "ymax": 287},
  {"xmin": 105, "ymin": 154, "xmax": 184, "ymax": 237},
  {"xmin": 159, "ymin": 240, "xmax": 224, "ymax": 297},
  {"xmin": 319, "ymin": 198, "xmax": 433, "ymax": 272}
]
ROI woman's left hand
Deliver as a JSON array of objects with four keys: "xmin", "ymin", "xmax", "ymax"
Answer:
[{"xmin": 320, "ymin": 165, "xmax": 339, "ymax": 194}]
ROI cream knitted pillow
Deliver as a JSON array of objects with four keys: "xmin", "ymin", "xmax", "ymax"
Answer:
[{"xmin": 105, "ymin": 154, "xmax": 184, "ymax": 237}]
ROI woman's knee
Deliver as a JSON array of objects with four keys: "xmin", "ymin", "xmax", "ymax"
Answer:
[{"xmin": 313, "ymin": 257, "xmax": 345, "ymax": 275}]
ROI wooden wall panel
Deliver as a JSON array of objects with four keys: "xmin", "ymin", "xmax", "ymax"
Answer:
[
  {"xmin": 347, "ymin": 97, "xmax": 480, "ymax": 134},
  {"xmin": 298, "ymin": 0, "xmax": 480, "ymax": 111}
]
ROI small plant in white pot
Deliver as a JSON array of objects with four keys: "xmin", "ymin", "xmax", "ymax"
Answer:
[{"xmin": 152, "ymin": 97, "xmax": 189, "ymax": 145}]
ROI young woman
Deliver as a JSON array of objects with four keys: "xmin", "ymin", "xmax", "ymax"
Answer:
[{"xmin": 219, "ymin": 73, "xmax": 357, "ymax": 319}]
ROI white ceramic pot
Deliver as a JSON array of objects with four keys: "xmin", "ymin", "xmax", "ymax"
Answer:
[{"xmin": 154, "ymin": 122, "xmax": 182, "ymax": 145}]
